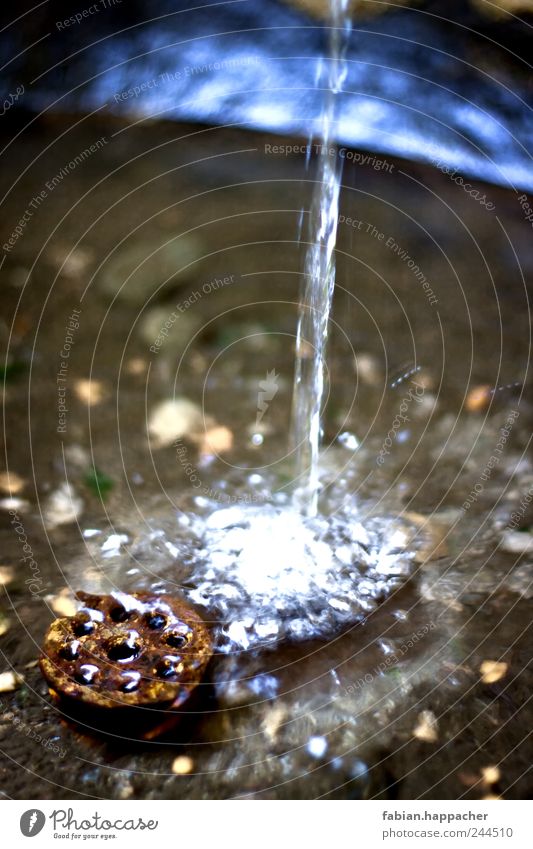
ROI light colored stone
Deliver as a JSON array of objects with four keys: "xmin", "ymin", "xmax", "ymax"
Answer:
[
  {"xmin": 148, "ymin": 398, "xmax": 204, "ymax": 448},
  {"xmin": 126, "ymin": 357, "xmax": 147, "ymax": 376},
  {"xmin": 43, "ymin": 483, "xmax": 83, "ymax": 528},
  {"xmin": 63, "ymin": 444, "xmax": 90, "ymax": 469},
  {"xmin": 501, "ymin": 530, "xmax": 533, "ymax": 554},
  {"xmin": 480, "ymin": 660, "xmax": 508, "ymax": 684},
  {"xmin": 49, "ymin": 589, "xmax": 77, "ymax": 618},
  {"xmin": 0, "ymin": 497, "xmax": 30, "ymax": 513},
  {"xmin": 0, "ymin": 567, "xmax": 14, "ymax": 586},
  {"xmin": 74, "ymin": 379, "xmax": 108, "ymax": 406},
  {"xmin": 413, "ymin": 710, "xmax": 438, "ymax": 743},
  {"xmin": 0, "ymin": 671, "xmax": 23, "ymax": 693},
  {"xmin": 466, "ymin": 384, "xmax": 492, "ymax": 413},
  {"xmin": 171, "ymin": 755, "xmax": 194, "ymax": 775},
  {"xmin": 262, "ymin": 704, "xmax": 288, "ymax": 743},
  {"xmin": 196, "ymin": 425, "xmax": 234, "ymax": 459},
  {"xmin": 481, "ymin": 765, "xmax": 501, "ymax": 786},
  {"xmin": 0, "ymin": 471, "xmax": 25, "ymax": 494},
  {"xmin": 355, "ymin": 352, "xmax": 381, "ymax": 385}
]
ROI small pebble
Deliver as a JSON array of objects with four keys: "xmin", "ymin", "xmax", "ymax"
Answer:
[
  {"xmin": 481, "ymin": 765, "xmax": 501, "ymax": 786},
  {"xmin": 501, "ymin": 530, "xmax": 533, "ymax": 554},
  {"xmin": 0, "ymin": 471, "xmax": 25, "ymax": 494},
  {"xmin": 196, "ymin": 425, "xmax": 234, "ymax": 459},
  {"xmin": 262, "ymin": 704, "xmax": 288, "ymax": 743},
  {"xmin": 466, "ymin": 385, "xmax": 491, "ymax": 412},
  {"xmin": 480, "ymin": 660, "xmax": 508, "ymax": 684},
  {"xmin": 148, "ymin": 399, "xmax": 203, "ymax": 448},
  {"xmin": 43, "ymin": 483, "xmax": 84, "ymax": 528},
  {"xmin": 50, "ymin": 590, "xmax": 77, "ymax": 618},
  {"xmin": 0, "ymin": 671, "xmax": 23, "ymax": 692},
  {"xmin": 126, "ymin": 358, "xmax": 147, "ymax": 376},
  {"xmin": 171, "ymin": 756, "xmax": 194, "ymax": 775},
  {"xmin": 0, "ymin": 497, "xmax": 30, "ymax": 513},
  {"xmin": 0, "ymin": 567, "xmax": 14, "ymax": 586},
  {"xmin": 63, "ymin": 445, "xmax": 90, "ymax": 469},
  {"xmin": 413, "ymin": 710, "xmax": 438, "ymax": 743},
  {"xmin": 74, "ymin": 379, "xmax": 108, "ymax": 406},
  {"xmin": 355, "ymin": 353, "xmax": 380, "ymax": 384}
]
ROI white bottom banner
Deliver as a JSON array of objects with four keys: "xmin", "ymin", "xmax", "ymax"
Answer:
[{"xmin": 1, "ymin": 800, "xmax": 530, "ymax": 848}]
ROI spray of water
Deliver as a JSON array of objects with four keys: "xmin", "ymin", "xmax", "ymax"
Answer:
[{"xmin": 292, "ymin": 0, "xmax": 352, "ymax": 516}]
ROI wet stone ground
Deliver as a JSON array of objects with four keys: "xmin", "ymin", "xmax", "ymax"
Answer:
[{"xmin": 0, "ymin": 117, "xmax": 532, "ymax": 799}]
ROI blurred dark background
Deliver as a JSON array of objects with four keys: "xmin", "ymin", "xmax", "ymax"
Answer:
[{"xmin": 1, "ymin": 0, "xmax": 532, "ymax": 188}]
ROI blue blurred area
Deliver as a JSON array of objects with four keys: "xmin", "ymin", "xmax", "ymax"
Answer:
[{"xmin": 2, "ymin": 0, "xmax": 532, "ymax": 189}]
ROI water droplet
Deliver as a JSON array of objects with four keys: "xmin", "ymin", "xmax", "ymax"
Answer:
[{"xmin": 338, "ymin": 431, "xmax": 359, "ymax": 451}]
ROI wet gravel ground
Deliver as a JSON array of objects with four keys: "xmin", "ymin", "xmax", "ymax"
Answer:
[{"xmin": 0, "ymin": 116, "xmax": 532, "ymax": 799}]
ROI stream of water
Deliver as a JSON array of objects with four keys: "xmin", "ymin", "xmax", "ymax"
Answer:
[
  {"xmin": 71, "ymin": 2, "xmax": 420, "ymax": 654},
  {"xmin": 291, "ymin": 0, "xmax": 352, "ymax": 517}
]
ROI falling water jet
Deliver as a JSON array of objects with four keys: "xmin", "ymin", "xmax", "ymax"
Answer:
[
  {"xmin": 73, "ymin": 0, "xmax": 421, "ymax": 662},
  {"xmin": 291, "ymin": 0, "xmax": 352, "ymax": 517}
]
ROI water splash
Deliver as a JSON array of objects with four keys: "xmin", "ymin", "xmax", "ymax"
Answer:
[
  {"xmin": 291, "ymin": 0, "xmax": 352, "ymax": 516},
  {"xmin": 81, "ymin": 483, "xmax": 420, "ymax": 653},
  {"xmin": 185, "ymin": 500, "xmax": 417, "ymax": 651}
]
